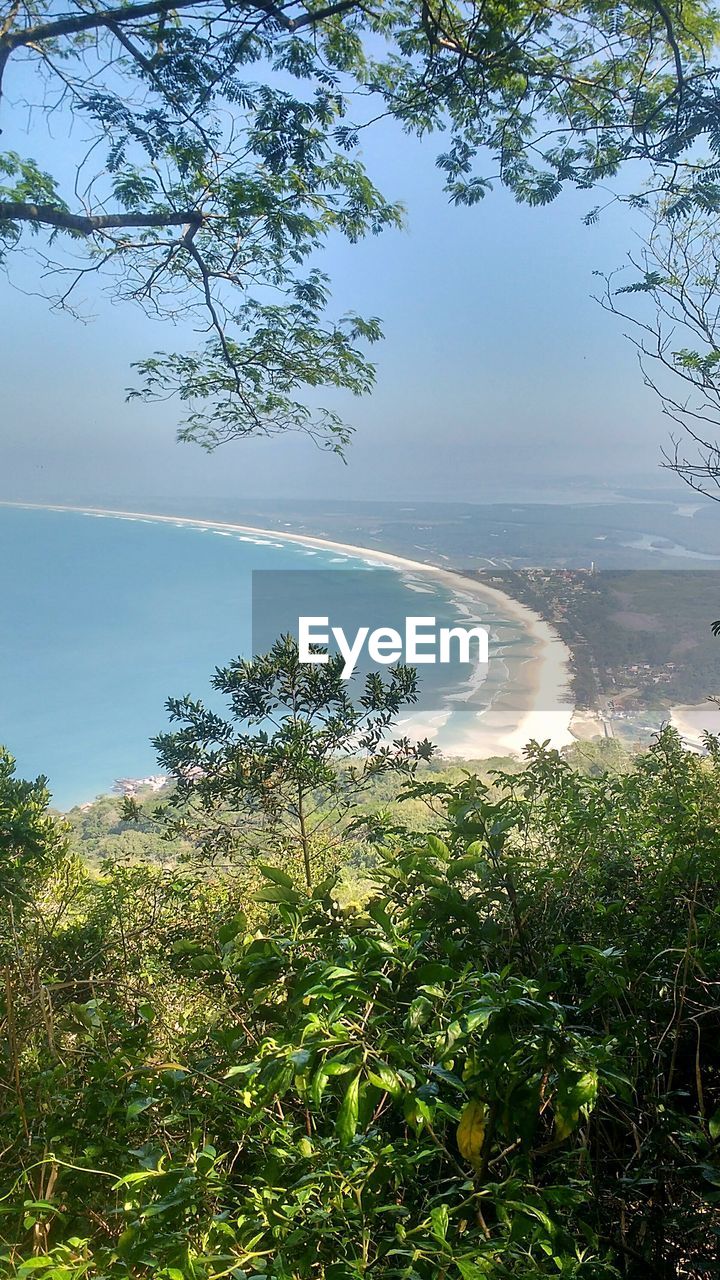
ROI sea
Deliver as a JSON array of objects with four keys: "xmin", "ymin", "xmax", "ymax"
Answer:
[
  {"xmin": 0, "ymin": 504, "xmax": 536, "ymax": 808},
  {"xmin": 6, "ymin": 492, "xmax": 717, "ymax": 808}
]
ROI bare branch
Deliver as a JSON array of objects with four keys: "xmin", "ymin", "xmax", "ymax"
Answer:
[
  {"xmin": 290, "ymin": 0, "xmax": 363, "ymax": 31},
  {"xmin": 3, "ymin": 0, "xmax": 229, "ymax": 52},
  {"xmin": 0, "ymin": 201, "xmax": 203, "ymax": 235}
]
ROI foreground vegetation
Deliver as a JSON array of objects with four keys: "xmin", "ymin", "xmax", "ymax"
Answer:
[{"xmin": 2, "ymin": 718, "xmax": 719, "ymax": 1277}]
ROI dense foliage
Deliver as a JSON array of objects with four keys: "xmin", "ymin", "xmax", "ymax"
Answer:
[
  {"xmin": 2, "ymin": 727, "xmax": 720, "ymax": 1277},
  {"xmin": 147, "ymin": 635, "xmax": 432, "ymax": 887},
  {"xmin": 0, "ymin": 748, "xmax": 69, "ymax": 948}
]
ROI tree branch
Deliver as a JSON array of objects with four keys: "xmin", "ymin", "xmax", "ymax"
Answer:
[
  {"xmin": 649, "ymin": 0, "xmax": 686, "ymax": 98},
  {"xmin": 0, "ymin": 201, "xmax": 203, "ymax": 235},
  {"xmin": 2, "ymin": 0, "xmax": 217, "ymax": 52},
  {"xmin": 290, "ymin": 0, "xmax": 363, "ymax": 31},
  {"xmin": 0, "ymin": 0, "xmax": 355, "ymax": 97},
  {"xmin": 0, "ymin": 0, "xmax": 365, "ymax": 52}
]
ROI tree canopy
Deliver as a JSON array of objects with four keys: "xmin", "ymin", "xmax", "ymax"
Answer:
[
  {"xmin": 0, "ymin": 746, "xmax": 69, "ymax": 938},
  {"xmin": 148, "ymin": 634, "xmax": 432, "ymax": 886},
  {"xmin": 2, "ymin": 0, "xmax": 719, "ymax": 450}
]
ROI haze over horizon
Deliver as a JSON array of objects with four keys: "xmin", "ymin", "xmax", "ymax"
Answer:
[{"xmin": 1, "ymin": 78, "xmax": 685, "ymax": 506}]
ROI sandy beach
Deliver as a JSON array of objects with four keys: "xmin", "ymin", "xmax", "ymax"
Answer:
[
  {"xmin": 670, "ymin": 701, "xmax": 720, "ymax": 749},
  {"xmin": 0, "ymin": 501, "xmax": 576, "ymax": 758}
]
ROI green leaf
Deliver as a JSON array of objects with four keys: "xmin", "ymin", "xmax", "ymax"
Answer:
[
  {"xmin": 367, "ymin": 900, "xmax": 395, "ymax": 935},
  {"xmin": 126, "ymin": 1096, "xmax": 155, "ymax": 1122},
  {"xmin": 427, "ymin": 834, "xmax": 450, "ymax": 859},
  {"xmin": 447, "ymin": 852, "xmax": 485, "ymax": 879},
  {"xmin": 254, "ymin": 884, "xmax": 303, "ymax": 906},
  {"xmin": 258, "ymin": 864, "xmax": 297, "ymax": 890},
  {"xmin": 113, "ymin": 1169, "xmax": 164, "ymax": 1188},
  {"xmin": 555, "ymin": 1067, "xmax": 599, "ymax": 1138},
  {"xmin": 218, "ymin": 912, "xmax": 246, "ymax": 944},
  {"xmin": 428, "ymin": 1064, "xmax": 464, "ymax": 1091},
  {"xmin": 505, "ymin": 1200, "xmax": 555, "ymax": 1233},
  {"xmin": 406, "ymin": 995, "xmax": 433, "ymax": 1029},
  {"xmin": 456, "ymin": 1258, "xmax": 492, "ymax": 1278},
  {"xmin": 415, "ymin": 962, "xmax": 456, "ymax": 985},
  {"xmin": 224, "ymin": 1062, "xmax": 260, "ymax": 1079},
  {"xmin": 430, "ymin": 1203, "xmax": 449, "ymax": 1243},
  {"xmin": 366, "ymin": 1063, "xmax": 403, "ymax": 1098},
  {"xmin": 311, "ymin": 1067, "xmax": 330, "ymax": 1107},
  {"xmin": 336, "ymin": 1071, "xmax": 361, "ymax": 1145}
]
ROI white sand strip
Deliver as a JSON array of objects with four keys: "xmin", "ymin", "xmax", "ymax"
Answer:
[{"xmin": 670, "ymin": 701, "xmax": 720, "ymax": 749}]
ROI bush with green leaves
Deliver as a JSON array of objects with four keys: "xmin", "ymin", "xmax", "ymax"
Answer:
[
  {"xmin": 2, "ymin": 728, "xmax": 720, "ymax": 1277},
  {"xmin": 0, "ymin": 748, "xmax": 70, "ymax": 946},
  {"xmin": 148, "ymin": 635, "xmax": 432, "ymax": 887}
]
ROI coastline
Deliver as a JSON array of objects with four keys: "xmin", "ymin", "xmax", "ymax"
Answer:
[
  {"xmin": 0, "ymin": 500, "xmax": 576, "ymax": 758},
  {"xmin": 670, "ymin": 701, "xmax": 720, "ymax": 750}
]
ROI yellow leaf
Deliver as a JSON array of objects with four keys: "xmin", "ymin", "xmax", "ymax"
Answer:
[{"xmin": 457, "ymin": 1099, "xmax": 486, "ymax": 1167}]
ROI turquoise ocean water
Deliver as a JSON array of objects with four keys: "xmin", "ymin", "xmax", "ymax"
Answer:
[{"xmin": 0, "ymin": 505, "xmax": 530, "ymax": 808}]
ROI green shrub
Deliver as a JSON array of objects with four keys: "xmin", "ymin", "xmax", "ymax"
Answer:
[{"xmin": 1, "ymin": 730, "xmax": 719, "ymax": 1276}]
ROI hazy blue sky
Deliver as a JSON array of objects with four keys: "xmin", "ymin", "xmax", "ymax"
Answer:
[{"xmin": 1, "ymin": 86, "xmax": 674, "ymax": 505}]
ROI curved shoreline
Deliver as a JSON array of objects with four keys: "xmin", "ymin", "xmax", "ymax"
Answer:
[
  {"xmin": 0, "ymin": 500, "xmax": 576, "ymax": 756},
  {"xmin": 670, "ymin": 701, "xmax": 720, "ymax": 750}
]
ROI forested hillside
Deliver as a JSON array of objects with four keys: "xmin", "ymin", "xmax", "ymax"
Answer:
[{"xmin": 2, "ymin": 720, "xmax": 719, "ymax": 1277}]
